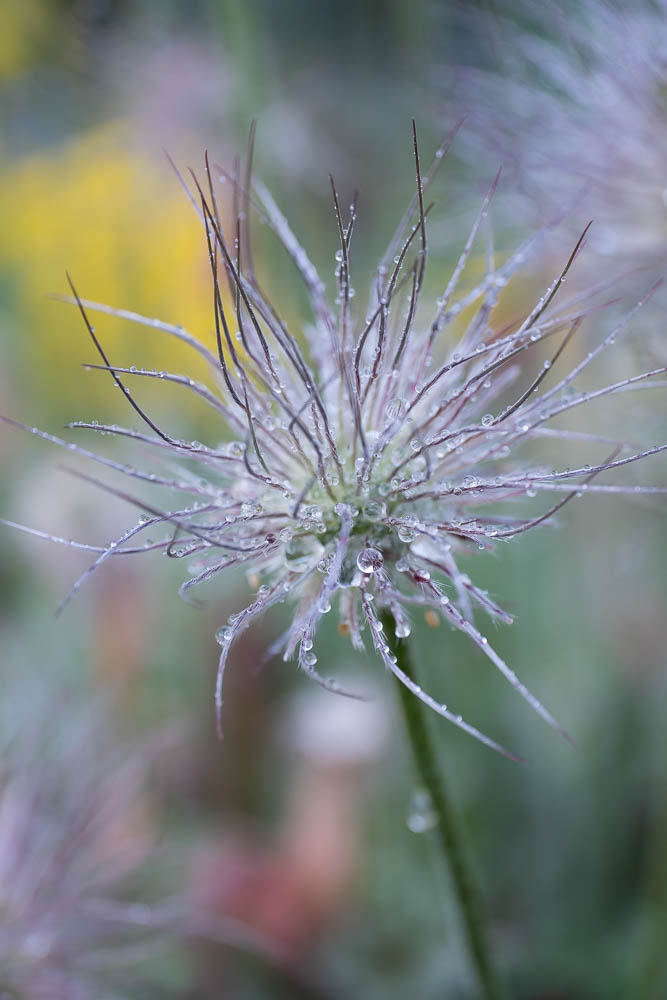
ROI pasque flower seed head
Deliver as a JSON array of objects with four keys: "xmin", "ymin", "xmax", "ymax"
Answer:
[{"xmin": 3, "ymin": 123, "xmax": 666, "ymax": 760}]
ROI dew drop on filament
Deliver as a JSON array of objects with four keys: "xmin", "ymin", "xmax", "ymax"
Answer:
[
  {"xmin": 356, "ymin": 547, "xmax": 384, "ymax": 574},
  {"xmin": 407, "ymin": 788, "xmax": 438, "ymax": 833}
]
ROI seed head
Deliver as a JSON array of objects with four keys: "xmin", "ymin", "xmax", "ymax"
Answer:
[{"xmin": 3, "ymin": 123, "xmax": 666, "ymax": 760}]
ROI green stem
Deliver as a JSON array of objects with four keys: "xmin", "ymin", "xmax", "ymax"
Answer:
[{"xmin": 382, "ymin": 611, "xmax": 506, "ymax": 1000}]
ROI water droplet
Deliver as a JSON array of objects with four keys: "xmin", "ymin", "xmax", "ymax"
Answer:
[
  {"xmin": 481, "ymin": 414, "xmax": 494, "ymax": 427},
  {"xmin": 356, "ymin": 547, "xmax": 384, "ymax": 574},
  {"xmin": 407, "ymin": 789, "xmax": 438, "ymax": 834},
  {"xmin": 302, "ymin": 504, "xmax": 322, "ymax": 521},
  {"xmin": 363, "ymin": 500, "xmax": 387, "ymax": 521},
  {"xmin": 215, "ymin": 627, "xmax": 233, "ymax": 645},
  {"xmin": 241, "ymin": 500, "xmax": 263, "ymax": 518},
  {"xmin": 386, "ymin": 397, "xmax": 405, "ymax": 420}
]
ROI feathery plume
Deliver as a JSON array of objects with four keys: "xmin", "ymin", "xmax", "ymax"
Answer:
[{"xmin": 3, "ymin": 123, "xmax": 666, "ymax": 760}]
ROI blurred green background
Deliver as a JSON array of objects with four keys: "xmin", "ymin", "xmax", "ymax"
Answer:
[{"xmin": 1, "ymin": 2, "xmax": 666, "ymax": 997}]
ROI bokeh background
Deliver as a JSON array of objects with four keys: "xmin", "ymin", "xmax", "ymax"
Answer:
[{"xmin": 1, "ymin": 2, "xmax": 666, "ymax": 997}]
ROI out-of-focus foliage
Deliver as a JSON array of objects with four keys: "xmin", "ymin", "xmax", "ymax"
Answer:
[
  {"xmin": 0, "ymin": 0, "xmax": 55, "ymax": 80},
  {"xmin": 0, "ymin": 658, "xmax": 166, "ymax": 998},
  {"xmin": 439, "ymin": 0, "xmax": 667, "ymax": 265}
]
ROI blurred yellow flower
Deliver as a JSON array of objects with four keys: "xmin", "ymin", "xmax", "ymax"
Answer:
[{"xmin": 0, "ymin": 123, "xmax": 214, "ymax": 419}]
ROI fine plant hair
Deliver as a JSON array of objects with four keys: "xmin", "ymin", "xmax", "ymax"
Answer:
[{"xmin": 3, "ymin": 123, "xmax": 667, "ymax": 762}]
